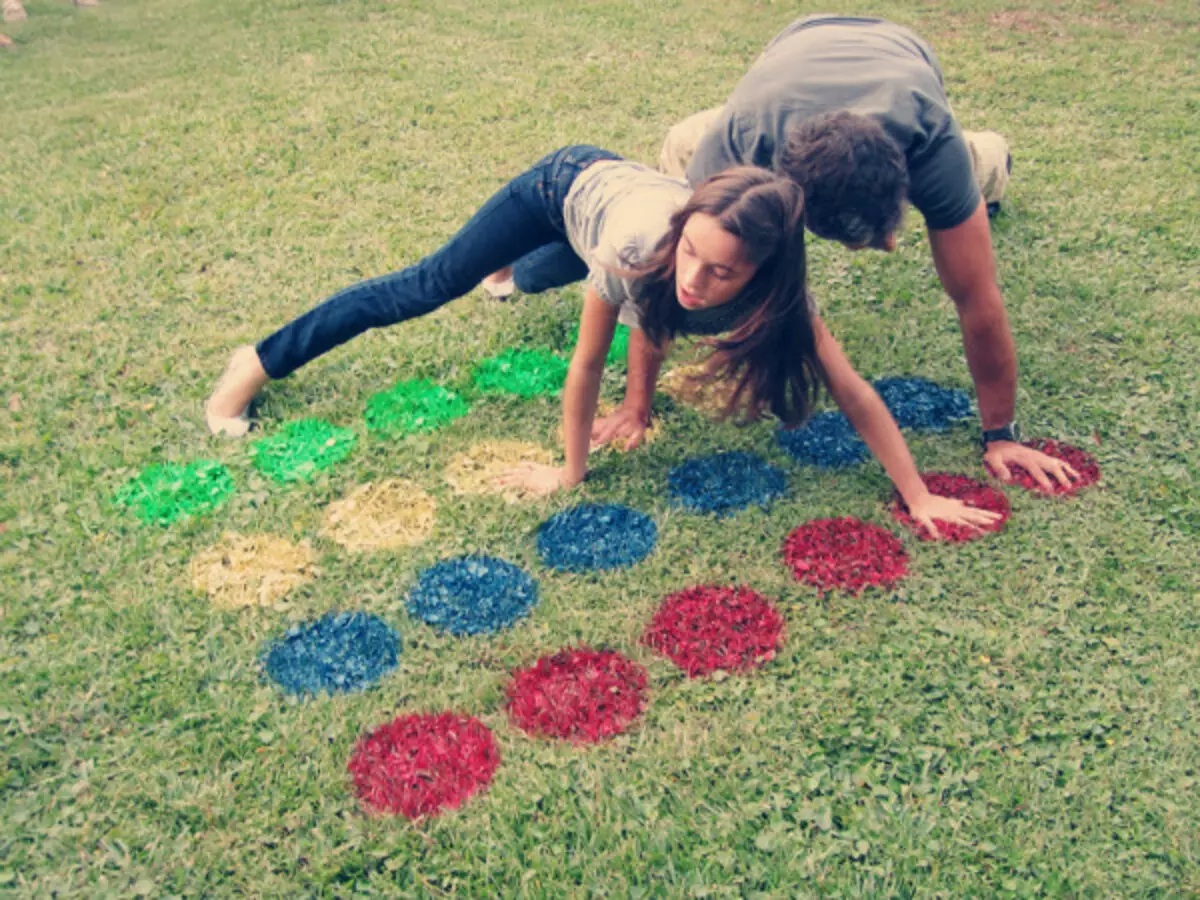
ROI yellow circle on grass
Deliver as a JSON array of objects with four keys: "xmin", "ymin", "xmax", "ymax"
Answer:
[
  {"xmin": 444, "ymin": 440, "xmax": 557, "ymax": 504},
  {"xmin": 321, "ymin": 479, "xmax": 437, "ymax": 552},
  {"xmin": 190, "ymin": 533, "xmax": 318, "ymax": 608}
]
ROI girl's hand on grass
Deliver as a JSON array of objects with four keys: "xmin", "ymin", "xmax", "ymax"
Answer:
[
  {"xmin": 591, "ymin": 405, "xmax": 649, "ymax": 451},
  {"xmin": 906, "ymin": 494, "xmax": 1002, "ymax": 541},
  {"xmin": 984, "ymin": 440, "xmax": 1080, "ymax": 492},
  {"xmin": 497, "ymin": 463, "xmax": 578, "ymax": 497}
]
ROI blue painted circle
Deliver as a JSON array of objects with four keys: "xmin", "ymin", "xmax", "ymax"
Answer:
[
  {"xmin": 262, "ymin": 611, "xmax": 400, "ymax": 697},
  {"xmin": 777, "ymin": 411, "xmax": 870, "ymax": 469},
  {"xmin": 668, "ymin": 451, "xmax": 787, "ymax": 516},
  {"xmin": 537, "ymin": 503, "xmax": 658, "ymax": 572},
  {"xmin": 873, "ymin": 377, "xmax": 973, "ymax": 432},
  {"xmin": 407, "ymin": 555, "xmax": 539, "ymax": 636}
]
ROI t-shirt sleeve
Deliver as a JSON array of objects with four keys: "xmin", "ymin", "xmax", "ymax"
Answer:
[
  {"xmin": 685, "ymin": 110, "xmax": 744, "ymax": 186},
  {"xmin": 586, "ymin": 238, "xmax": 649, "ymax": 329},
  {"xmin": 907, "ymin": 125, "xmax": 981, "ymax": 231}
]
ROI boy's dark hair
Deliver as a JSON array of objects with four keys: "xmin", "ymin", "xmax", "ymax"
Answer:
[
  {"xmin": 780, "ymin": 111, "xmax": 908, "ymax": 247},
  {"xmin": 636, "ymin": 166, "xmax": 822, "ymax": 427}
]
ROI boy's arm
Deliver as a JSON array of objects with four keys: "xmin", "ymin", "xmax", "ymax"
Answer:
[{"xmin": 928, "ymin": 201, "xmax": 1079, "ymax": 490}]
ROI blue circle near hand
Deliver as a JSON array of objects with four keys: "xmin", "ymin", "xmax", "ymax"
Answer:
[
  {"xmin": 668, "ymin": 451, "xmax": 788, "ymax": 516},
  {"xmin": 407, "ymin": 555, "xmax": 539, "ymax": 636},
  {"xmin": 873, "ymin": 377, "xmax": 973, "ymax": 432},
  {"xmin": 777, "ymin": 411, "xmax": 870, "ymax": 469},
  {"xmin": 537, "ymin": 503, "xmax": 658, "ymax": 572}
]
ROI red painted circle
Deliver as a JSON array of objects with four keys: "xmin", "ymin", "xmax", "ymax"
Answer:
[
  {"xmin": 987, "ymin": 439, "xmax": 1101, "ymax": 496},
  {"xmin": 506, "ymin": 647, "xmax": 648, "ymax": 743},
  {"xmin": 643, "ymin": 585, "xmax": 784, "ymax": 677},
  {"xmin": 782, "ymin": 517, "xmax": 909, "ymax": 595},
  {"xmin": 348, "ymin": 713, "xmax": 499, "ymax": 819},
  {"xmin": 892, "ymin": 472, "xmax": 1010, "ymax": 542}
]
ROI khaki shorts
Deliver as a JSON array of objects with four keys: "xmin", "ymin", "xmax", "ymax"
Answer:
[{"xmin": 658, "ymin": 106, "xmax": 1011, "ymax": 205}]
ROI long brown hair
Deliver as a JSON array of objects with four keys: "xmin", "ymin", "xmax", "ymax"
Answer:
[{"xmin": 637, "ymin": 167, "xmax": 821, "ymax": 426}]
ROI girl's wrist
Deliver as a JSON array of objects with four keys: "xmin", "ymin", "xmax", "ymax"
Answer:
[{"xmin": 898, "ymin": 483, "xmax": 930, "ymax": 509}]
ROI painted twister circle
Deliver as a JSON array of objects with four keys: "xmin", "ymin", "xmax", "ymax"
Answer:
[
  {"xmin": 873, "ymin": 377, "xmax": 973, "ymax": 432},
  {"xmin": 364, "ymin": 379, "xmax": 470, "ymax": 437},
  {"xmin": 249, "ymin": 418, "xmax": 356, "ymax": 484},
  {"xmin": 262, "ymin": 611, "xmax": 400, "ymax": 696},
  {"xmin": 321, "ymin": 479, "xmax": 436, "ymax": 552},
  {"xmin": 537, "ymin": 503, "xmax": 657, "ymax": 572},
  {"xmin": 643, "ymin": 585, "xmax": 784, "ymax": 678},
  {"xmin": 782, "ymin": 517, "xmax": 909, "ymax": 595},
  {"xmin": 473, "ymin": 349, "xmax": 569, "ymax": 398},
  {"xmin": 506, "ymin": 647, "xmax": 648, "ymax": 743},
  {"xmin": 114, "ymin": 460, "xmax": 235, "ymax": 525},
  {"xmin": 659, "ymin": 363, "xmax": 735, "ymax": 418},
  {"xmin": 561, "ymin": 401, "xmax": 661, "ymax": 452},
  {"xmin": 407, "ymin": 555, "xmax": 538, "ymax": 636},
  {"xmin": 348, "ymin": 713, "xmax": 500, "ymax": 819},
  {"xmin": 668, "ymin": 451, "xmax": 787, "ymax": 516},
  {"xmin": 987, "ymin": 439, "xmax": 1101, "ymax": 496},
  {"xmin": 892, "ymin": 472, "xmax": 1011, "ymax": 542},
  {"xmin": 190, "ymin": 533, "xmax": 316, "ymax": 608},
  {"xmin": 777, "ymin": 411, "xmax": 869, "ymax": 469},
  {"xmin": 444, "ymin": 440, "xmax": 557, "ymax": 503}
]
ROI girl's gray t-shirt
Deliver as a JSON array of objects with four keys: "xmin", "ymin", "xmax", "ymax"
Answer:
[
  {"xmin": 562, "ymin": 160, "xmax": 690, "ymax": 327},
  {"xmin": 686, "ymin": 14, "xmax": 981, "ymax": 231}
]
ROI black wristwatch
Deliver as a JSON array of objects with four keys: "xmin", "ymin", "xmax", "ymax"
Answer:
[{"xmin": 980, "ymin": 421, "xmax": 1021, "ymax": 449}]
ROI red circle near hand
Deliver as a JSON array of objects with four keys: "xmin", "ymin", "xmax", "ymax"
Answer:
[
  {"xmin": 893, "ymin": 472, "xmax": 1010, "ymax": 542},
  {"xmin": 987, "ymin": 439, "xmax": 1101, "ymax": 496},
  {"xmin": 782, "ymin": 517, "xmax": 909, "ymax": 594}
]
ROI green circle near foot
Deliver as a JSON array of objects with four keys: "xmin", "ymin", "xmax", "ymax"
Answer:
[
  {"xmin": 115, "ymin": 460, "xmax": 235, "ymax": 526},
  {"xmin": 249, "ymin": 418, "xmax": 357, "ymax": 484},
  {"xmin": 364, "ymin": 379, "xmax": 470, "ymax": 437},
  {"xmin": 473, "ymin": 349, "xmax": 569, "ymax": 398}
]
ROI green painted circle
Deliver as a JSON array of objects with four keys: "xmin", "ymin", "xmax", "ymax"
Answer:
[
  {"xmin": 364, "ymin": 379, "xmax": 470, "ymax": 436},
  {"xmin": 249, "ymin": 418, "xmax": 357, "ymax": 484},
  {"xmin": 473, "ymin": 349, "xmax": 569, "ymax": 398},
  {"xmin": 115, "ymin": 460, "xmax": 235, "ymax": 526}
]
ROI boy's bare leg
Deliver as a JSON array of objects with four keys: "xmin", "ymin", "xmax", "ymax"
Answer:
[{"xmin": 3, "ymin": 0, "xmax": 27, "ymax": 23}]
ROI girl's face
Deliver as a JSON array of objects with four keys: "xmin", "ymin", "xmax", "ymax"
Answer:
[{"xmin": 674, "ymin": 213, "xmax": 758, "ymax": 311}]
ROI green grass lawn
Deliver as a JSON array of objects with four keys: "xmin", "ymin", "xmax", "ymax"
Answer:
[{"xmin": 2, "ymin": 0, "xmax": 1198, "ymax": 895}]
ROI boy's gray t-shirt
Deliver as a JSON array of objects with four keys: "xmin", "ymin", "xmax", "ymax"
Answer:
[
  {"xmin": 687, "ymin": 14, "xmax": 981, "ymax": 231},
  {"xmin": 562, "ymin": 160, "xmax": 690, "ymax": 327}
]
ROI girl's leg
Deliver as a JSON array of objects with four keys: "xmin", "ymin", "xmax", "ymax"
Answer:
[
  {"xmin": 207, "ymin": 145, "xmax": 620, "ymax": 431},
  {"xmin": 513, "ymin": 241, "xmax": 589, "ymax": 294},
  {"xmin": 253, "ymin": 177, "xmax": 564, "ymax": 380},
  {"xmin": 481, "ymin": 241, "xmax": 588, "ymax": 299}
]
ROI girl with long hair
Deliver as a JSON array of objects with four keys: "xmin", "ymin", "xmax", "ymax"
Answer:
[{"xmin": 205, "ymin": 145, "xmax": 996, "ymax": 535}]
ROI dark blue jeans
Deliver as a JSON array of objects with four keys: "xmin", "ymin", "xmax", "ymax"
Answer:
[
  {"xmin": 512, "ymin": 241, "xmax": 589, "ymax": 294},
  {"xmin": 256, "ymin": 145, "xmax": 620, "ymax": 378}
]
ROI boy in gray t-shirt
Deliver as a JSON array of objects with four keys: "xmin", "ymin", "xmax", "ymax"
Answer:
[
  {"xmin": 631, "ymin": 14, "xmax": 1076, "ymax": 491},
  {"xmin": 686, "ymin": 15, "xmax": 981, "ymax": 232}
]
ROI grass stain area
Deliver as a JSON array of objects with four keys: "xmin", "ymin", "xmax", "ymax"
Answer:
[{"xmin": 2, "ymin": 0, "xmax": 1199, "ymax": 895}]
